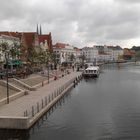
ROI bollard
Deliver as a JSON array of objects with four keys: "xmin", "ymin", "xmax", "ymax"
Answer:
[
  {"xmin": 25, "ymin": 90, "xmax": 29, "ymax": 95},
  {"xmin": 42, "ymin": 81, "xmax": 44, "ymax": 87},
  {"xmin": 25, "ymin": 110, "xmax": 28, "ymax": 117}
]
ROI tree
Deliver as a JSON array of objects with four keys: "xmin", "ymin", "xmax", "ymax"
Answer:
[
  {"xmin": 0, "ymin": 42, "xmax": 9, "ymax": 52},
  {"xmin": 0, "ymin": 42, "xmax": 9, "ymax": 67},
  {"xmin": 27, "ymin": 47, "xmax": 38, "ymax": 65}
]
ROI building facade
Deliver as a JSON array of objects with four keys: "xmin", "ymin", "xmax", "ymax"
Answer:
[
  {"xmin": 53, "ymin": 43, "xmax": 76, "ymax": 64},
  {"xmin": 82, "ymin": 46, "xmax": 99, "ymax": 63}
]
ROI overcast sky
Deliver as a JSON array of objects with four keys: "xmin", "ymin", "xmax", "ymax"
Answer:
[{"xmin": 0, "ymin": 0, "xmax": 140, "ymax": 48}]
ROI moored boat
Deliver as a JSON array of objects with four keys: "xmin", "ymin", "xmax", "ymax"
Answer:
[{"xmin": 83, "ymin": 66, "xmax": 100, "ymax": 78}]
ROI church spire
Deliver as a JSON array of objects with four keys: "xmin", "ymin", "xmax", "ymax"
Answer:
[
  {"xmin": 36, "ymin": 24, "xmax": 39, "ymax": 35},
  {"xmin": 40, "ymin": 24, "xmax": 42, "ymax": 35}
]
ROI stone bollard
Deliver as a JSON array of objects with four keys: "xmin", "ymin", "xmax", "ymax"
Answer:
[
  {"xmin": 42, "ymin": 81, "xmax": 44, "ymax": 86},
  {"xmin": 25, "ymin": 90, "xmax": 29, "ymax": 95}
]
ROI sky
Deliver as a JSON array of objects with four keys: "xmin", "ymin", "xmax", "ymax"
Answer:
[{"xmin": 0, "ymin": 0, "xmax": 140, "ymax": 48}]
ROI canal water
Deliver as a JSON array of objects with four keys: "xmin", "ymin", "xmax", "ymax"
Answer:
[{"xmin": 1, "ymin": 63, "xmax": 140, "ymax": 140}]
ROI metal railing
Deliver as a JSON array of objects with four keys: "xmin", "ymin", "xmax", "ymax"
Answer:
[{"xmin": 23, "ymin": 77, "xmax": 76, "ymax": 119}]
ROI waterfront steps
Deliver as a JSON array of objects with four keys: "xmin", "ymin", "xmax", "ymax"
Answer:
[{"xmin": 0, "ymin": 71, "xmax": 82, "ymax": 129}]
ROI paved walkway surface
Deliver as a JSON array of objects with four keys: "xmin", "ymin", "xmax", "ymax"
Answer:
[
  {"xmin": 0, "ymin": 69, "xmax": 66, "ymax": 100},
  {"xmin": 0, "ymin": 71, "xmax": 81, "ymax": 117},
  {"xmin": 0, "ymin": 85, "xmax": 18, "ymax": 99}
]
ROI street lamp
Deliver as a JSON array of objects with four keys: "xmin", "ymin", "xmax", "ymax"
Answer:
[
  {"xmin": 48, "ymin": 61, "xmax": 49, "ymax": 83},
  {"xmin": 5, "ymin": 51, "xmax": 9, "ymax": 104}
]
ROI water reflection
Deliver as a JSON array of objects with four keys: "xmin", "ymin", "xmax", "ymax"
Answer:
[
  {"xmin": 0, "ymin": 129, "xmax": 29, "ymax": 140},
  {"xmin": 0, "ymin": 89, "xmax": 73, "ymax": 140},
  {"xmin": 84, "ymin": 77, "xmax": 98, "ymax": 83}
]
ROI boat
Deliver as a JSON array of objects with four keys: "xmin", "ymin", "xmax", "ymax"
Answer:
[{"xmin": 83, "ymin": 66, "xmax": 100, "ymax": 78}]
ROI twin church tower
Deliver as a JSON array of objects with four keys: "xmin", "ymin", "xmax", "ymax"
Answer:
[{"xmin": 36, "ymin": 24, "xmax": 42, "ymax": 35}]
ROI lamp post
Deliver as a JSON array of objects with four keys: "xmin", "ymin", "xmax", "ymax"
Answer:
[
  {"xmin": 5, "ymin": 51, "xmax": 9, "ymax": 104},
  {"xmin": 48, "ymin": 61, "xmax": 49, "ymax": 83}
]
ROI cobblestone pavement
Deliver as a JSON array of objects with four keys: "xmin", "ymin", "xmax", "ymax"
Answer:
[{"xmin": 0, "ymin": 71, "xmax": 81, "ymax": 117}]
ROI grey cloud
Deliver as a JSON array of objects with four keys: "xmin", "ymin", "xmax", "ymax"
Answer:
[
  {"xmin": 116, "ymin": 0, "xmax": 140, "ymax": 4},
  {"xmin": 0, "ymin": 0, "xmax": 140, "ymax": 48}
]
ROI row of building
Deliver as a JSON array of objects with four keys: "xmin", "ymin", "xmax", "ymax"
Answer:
[
  {"xmin": 53, "ymin": 44, "xmax": 136, "ymax": 64},
  {"xmin": 0, "ymin": 27, "xmax": 136, "ymax": 67}
]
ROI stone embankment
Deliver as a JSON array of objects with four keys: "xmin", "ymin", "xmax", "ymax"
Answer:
[{"xmin": 0, "ymin": 71, "xmax": 82, "ymax": 129}]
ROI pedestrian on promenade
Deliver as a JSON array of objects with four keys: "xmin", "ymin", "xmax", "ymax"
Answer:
[
  {"xmin": 72, "ymin": 65, "xmax": 74, "ymax": 71},
  {"xmin": 54, "ymin": 75, "xmax": 57, "ymax": 80}
]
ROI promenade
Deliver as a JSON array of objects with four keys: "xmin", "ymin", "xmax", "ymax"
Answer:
[{"xmin": 0, "ymin": 70, "xmax": 82, "ymax": 129}]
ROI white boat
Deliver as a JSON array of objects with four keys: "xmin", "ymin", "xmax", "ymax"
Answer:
[{"xmin": 83, "ymin": 66, "xmax": 100, "ymax": 77}]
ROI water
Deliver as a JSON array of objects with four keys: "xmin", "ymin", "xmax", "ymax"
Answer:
[{"xmin": 1, "ymin": 64, "xmax": 140, "ymax": 140}]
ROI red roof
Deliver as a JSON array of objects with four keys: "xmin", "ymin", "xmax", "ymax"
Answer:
[
  {"xmin": 54, "ymin": 43, "xmax": 66, "ymax": 48},
  {"xmin": 0, "ymin": 31, "xmax": 21, "ymax": 38}
]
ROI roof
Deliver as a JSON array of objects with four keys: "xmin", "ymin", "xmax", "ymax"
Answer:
[
  {"xmin": 54, "ymin": 43, "xmax": 66, "ymax": 48},
  {"xmin": 107, "ymin": 46, "xmax": 122, "ymax": 50},
  {"xmin": 0, "ymin": 31, "xmax": 21, "ymax": 39},
  {"xmin": 86, "ymin": 66, "xmax": 99, "ymax": 71}
]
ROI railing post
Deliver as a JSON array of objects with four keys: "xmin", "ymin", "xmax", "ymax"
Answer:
[
  {"xmin": 45, "ymin": 97, "xmax": 47, "ymax": 105},
  {"xmin": 37, "ymin": 102, "xmax": 39, "ymax": 113},
  {"xmin": 42, "ymin": 99, "xmax": 44, "ymax": 108},
  {"xmin": 32, "ymin": 106, "xmax": 34, "ymax": 117},
  {"xmin": 49, "ymin": 95, "xmax": 51, "ymax": 102},
  {"xmin": 52, "ymin": 93, "xmax": 53, "ymax": 100}
]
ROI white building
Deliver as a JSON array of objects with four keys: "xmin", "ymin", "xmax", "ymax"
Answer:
[
  {"xmin": 53, "ymin": 43, "xmax": 76, "ymax": 64},
  {"xmin": 105, "ymin": 46, "xmax": 124, "ymax": 61},
  {"xmin": 75, "ymin": 48, "xmax": 82, "ymax": 63},
  {"xmin": 82, "ymin": 47, "xmax": 99, "ymax": 63},
  {"xmin": 94, "ymin": 45, "xmax": 123, "ymax": 62}
]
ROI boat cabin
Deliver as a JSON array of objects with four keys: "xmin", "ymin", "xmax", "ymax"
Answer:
[{"xmin": 83, "ymin": 66, "xmax": 100, "ymax": 77}]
